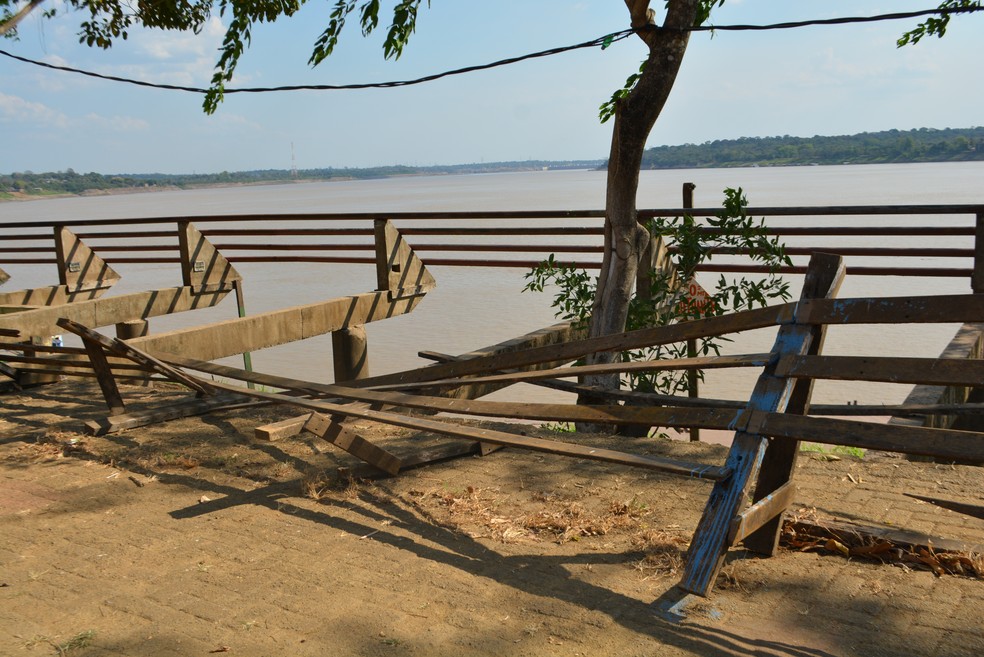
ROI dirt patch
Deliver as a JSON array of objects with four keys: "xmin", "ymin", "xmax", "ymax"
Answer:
[{"xmin": 2, "ymin": 381, "xmax": 983, "ymax": 657}]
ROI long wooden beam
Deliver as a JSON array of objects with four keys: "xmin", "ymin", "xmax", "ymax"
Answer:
[
  {"xmin": 129, "ymin": 289, "xmax": 426, "ymax": 362},
  {"xmin": 0, "ymin": 285, "xmax": 229, "ymax": 337},
  {"xmin": 795, "ymin": 294, "xmax": 984, "ymax": 325},
  {"xmin": 776, "ymin": 354, "xmax": 984, "ymax": 388},
  {"xmin": 375, "ymin": 353, "xmax": 774, "ymax": 391},
  {"xmin": 680, "ymin": 253, "xmax": 846, "ymax": 598},
  {"xmin": 0, "ymin": 284, "xmax": 111, "ymax": 307},
  {"xmin": 163, "ymin": 352, "xmax": 747, "ymax": 431},
  {"xmin": 350, "ymin": 304, "xmax": 792, "ymax": 389},
  {"xmin": 758, "ymin": 413, "xmax": 984, "ymax": 463},
  {"xmin": 199, "ymin": 378, "xmax": 730, "ymax": 481}
]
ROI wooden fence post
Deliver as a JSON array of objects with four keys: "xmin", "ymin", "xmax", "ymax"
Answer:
[
  {"xmin": 973, "ymin": 212, "xmax": 984, "ymax": 293},
  {"xmin": 683, "ymin": 182, "xmax": 700, "ymax": 442},
  {"xmin": 332, "ymin": 325, "xmax": 370, "ymax": 382}
]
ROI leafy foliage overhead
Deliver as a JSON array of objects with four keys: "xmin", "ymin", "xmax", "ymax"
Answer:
[
  {"xmin": 0, "ymin": 0, "xmax": 430, "ymax": 113},
  {"xmin": 897, "ymin": 0, "xmax": 982, "ymax": 46}
]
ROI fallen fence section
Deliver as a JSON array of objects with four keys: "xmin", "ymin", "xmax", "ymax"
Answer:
[{"xmin": 50, "ymin": 251, "xmax": 984, "ymax": 611}]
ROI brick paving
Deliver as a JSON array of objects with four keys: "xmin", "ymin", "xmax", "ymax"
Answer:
[{"xmin": 1, "ymin": 384, "xmax": 983, "ymax": 657}]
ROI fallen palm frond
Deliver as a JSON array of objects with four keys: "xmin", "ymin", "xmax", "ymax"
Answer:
[{"xmin": 781, "ymin": 512, "xmax": 984, "ymax": 579}]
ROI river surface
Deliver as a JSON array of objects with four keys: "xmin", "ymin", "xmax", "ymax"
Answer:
[{"xmin": 2, "ymin": 162, "xmax": 983, "ymax": 408}]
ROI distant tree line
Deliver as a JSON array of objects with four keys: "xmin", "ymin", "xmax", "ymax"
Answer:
[
  {"xmin": 4, "ymin": 127, "xmax": 983, "ymax": 198},
  {"xmin": 640, "ymin": 127, "xmax": 984, "ymax": 169},
  {"xmin": 0, "ymin": 160, "xmax": 602, "ymax": 198}
]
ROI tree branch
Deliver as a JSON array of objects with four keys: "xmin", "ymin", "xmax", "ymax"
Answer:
[{"xmin": 0, "ymin": 0, "xmax": 46, "ymax": 38}]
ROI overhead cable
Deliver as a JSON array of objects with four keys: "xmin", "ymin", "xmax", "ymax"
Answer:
[{"xmin": 0, "ymin": 6, "xmax": 980, "ymax": 96}]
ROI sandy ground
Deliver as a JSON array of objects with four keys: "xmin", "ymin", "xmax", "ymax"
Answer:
[{"xmin": 2, "ymin": 380, "xmax": 983, "ymax": 657}]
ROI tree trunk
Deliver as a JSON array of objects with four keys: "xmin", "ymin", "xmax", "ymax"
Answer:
[{"xmin": 578, "ymin": 1, "xmax": 698, "ymax": 421}]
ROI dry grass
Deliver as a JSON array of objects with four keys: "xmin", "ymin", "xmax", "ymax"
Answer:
[{"xmin": 14, "ymin": 431, "xmax": 87, "ymax": 461}]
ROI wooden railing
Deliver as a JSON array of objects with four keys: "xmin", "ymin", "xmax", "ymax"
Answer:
[{"xmin": 1, "ymin": 203, "xmax": 982, "ymax": 283}]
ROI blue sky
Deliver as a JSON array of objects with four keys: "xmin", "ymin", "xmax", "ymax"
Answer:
[{"xmin": 1, "ymin": 1, "xmax": 982, "ymax": 174}]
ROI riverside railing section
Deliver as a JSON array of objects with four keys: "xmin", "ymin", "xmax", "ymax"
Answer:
[{"xmin": 1, "ymin": 204, "xmax": 982, "ymax": 285}]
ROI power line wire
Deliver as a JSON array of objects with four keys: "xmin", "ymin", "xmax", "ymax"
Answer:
[{"xmin": 0, "ymin": 6, "xmax": 980, "ymax": 96}]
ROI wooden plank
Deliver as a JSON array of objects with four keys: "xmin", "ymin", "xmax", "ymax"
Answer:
[
  {"xmin": 758, "ymin": 413, "xmax": 984, "ymax": 463},
  {"xmin": 10, "ymin": 367, "xmax": 160, "ymax": 382},
  {"xmin": 85, "ymin": 394, "xmax": 265, "ymax": 436},
  {"xmin": 78, "ymin": 332, "xmax": 126, "ymax": 415},
  {"xmin": 57, "ymin": 318, "xmax": 213, "ymax": 395},
  {"xmin": 0, "ymin": 353, "xmax": 148, "ymax": 371},
  {"xmin": 374, "ymin": 219, "xmax": 436, "ymax": 300},
  {"xmin": 0, "ymin": 327, "xmax": 19, "ymax": 337},
  {"xmin": 178, "ymin": 221, "xmax": 241, "ymax": 293},
  {"xmin": 416, "ymin": 320, "xmax": 585, "ymax": 401},
  {"xmin": 255, "ymin": 414, "xmax": 312, "ymax": 441},
  {"xmin": 350, "ymin": 304, "xmax": 791, "ymax": 390},
  {"xmin": 418, "ymin": 349, "xmax": 753, "ymax": 410},
  {"xmin": 305, "ymin": 412, "xmax": 403, "ymax": 476},
  {"xmin": 376, "ymin": 353, "xmax": 773, "ymax": 392},
  {"xmin": 743, "ymin": 253, "xmax": 846, "ymax": 556},
  {"xmin": 729, "ymin": 481, "xmax": 798, "ymax": 545},
  {"xmin": 796, "ymin": 294, "xmax": 984, "ymax": 325},
  {"xmin": 785, "ymin": 518, "xmax": 982, "ymax": 556},
  {"xmin": 679, "ymin": 253, "xmax": 845, "ymax": 598},
  {"xmin": 776, "ymin": 354, "xmax": 984, "ymax": 387},
  {"xmin": 160, "ymin": 351, "xmax": 747, "ymax": 432},
  {"xmin": 902, "ymin": 493, "xmax": 984, "ymax": 521},
  {"xmin": 126, "ymin": 288, "xmax": 426, "ymax": 362},
  {"xmin": 0, "ymin": 285, "xmax": 230, "ymax": 337},
  {"xmin": 0, "ymin": 284, "xmax": 109, "ymax": 307},
  {"xmin": 198, "ymin": 378, "xmax": 732, "ymax": 481},
  {"xmin": 338, "ymin": 439, "xmax": 491, "ymax": 481},
  {"xmin": 54, "ymin": 226, "xmax": 120, "ymax": 294},
  {"xmin": 973, "ymin": 212, "xmax": 984, "ymax": 294},
  {"xmin": 0, "ymin": 360, "xmax": 18, "ymax": 380}
]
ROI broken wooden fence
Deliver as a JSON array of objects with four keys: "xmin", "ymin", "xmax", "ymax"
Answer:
[
  {"xmin": 52, "ymin": 251, "xmax": 984, "ymax": 603},
  {"xmin": 0, "ymin": 218, "xmax": 435, "ymax": 389}
]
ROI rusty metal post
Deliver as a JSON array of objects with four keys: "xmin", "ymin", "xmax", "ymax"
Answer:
[{"xmin": 682, "ymin": 183, "xmax": 701, "ymax": 441}]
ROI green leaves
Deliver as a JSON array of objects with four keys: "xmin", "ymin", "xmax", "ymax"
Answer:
[
  {"xmin": 599, "ymin": 60, "xmax": 646, "ymax": 124},
  {"xmin": 898, "ymin": 1, "xmax": 981, "ymax": 47},
  {"xmin": 524, "ymin": 187, "xmax": 793, "ymax": 398},
  {"xmin": 523, "ymin": 254, "xmax": 595, "ymax": 329}
]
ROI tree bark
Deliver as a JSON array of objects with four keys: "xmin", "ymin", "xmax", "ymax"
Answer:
[{"xmin": 579, "ymin": 1, "xmax": 698, "ymax": 418}]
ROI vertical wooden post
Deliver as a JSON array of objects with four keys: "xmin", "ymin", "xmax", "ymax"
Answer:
[
  {"xmin": 742, "ymin": 254, "xmax": 846, "ymax": 555},
  {"xmin": 683, "ymin": 182, "xmax": 700, "ymax": 442},
  {"xmin": 232, "ymin": 280, "xmax": 254, "ymax": 388},
  {"xmin": 115, "ymin": 319, "xmax": 149, "ymax": 340},
  {"xmin": 677, "ymin": 253, "xmax": 845, "ymax": 598},
  {"xmin": 17, "ymin": 336, "xmax": 60, "ymax": 387},
  {"xmin": 973, "ymin": 212, "xmax": 984, "ymax": 293},
  {"xmin": 79, "ymin": 334, "xmax": 126, "ymax": 415},
  {"xmin": 332, "ymin": 325, "xmax": 370, "ymax": 382},
  {"xmin": 116, "ymin": 319, "xmax": 151, "ymax": 387}
]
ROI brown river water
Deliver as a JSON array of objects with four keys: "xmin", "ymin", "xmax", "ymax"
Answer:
[{"xmin": 2, "ymin": 162, "xmax": 983, "ymax": 408}]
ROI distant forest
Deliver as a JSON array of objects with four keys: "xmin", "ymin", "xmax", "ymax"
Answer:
[
  {"xmin": 640, "ymin": 127, "xmax": 984, "ymax": 169},
  {"xmin": 0, "ymin": 160, "xmax": 600, "ymax": 199},
  {"xmin": 3, "ymin": 127, "xmax": 982, "ymax": 199}
]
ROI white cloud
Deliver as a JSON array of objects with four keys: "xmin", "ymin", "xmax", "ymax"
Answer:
[
  {"xmin": 0, "ymin": 92, "xmax": 69, "ymax": 128},
  {"xmin": 138, "ymin": 17, "xmax": 225, "ymax": 61},
  {"xmin": 81, "ymin": 113, "xmax": 150, "ymax": 131}
]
